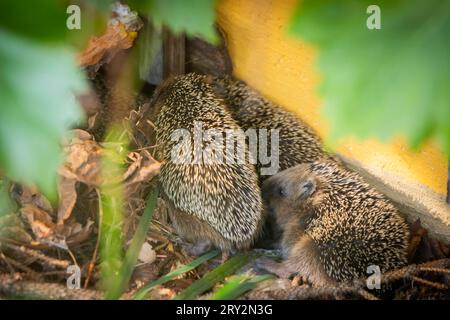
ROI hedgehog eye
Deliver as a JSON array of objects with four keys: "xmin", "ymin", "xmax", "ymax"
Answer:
[
  {"xmin": 11, "ymin": 184, "xmax": 23, "ymax": 197},
  {"xmin": 299, "ymin": 180, "xmax": 316, "ymax": 199}
]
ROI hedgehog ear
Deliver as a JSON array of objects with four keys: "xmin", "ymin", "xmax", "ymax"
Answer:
[
  {"xmin": 209, "ymin": 77, "xmax": 228, "ymax": 97},
  {"xmin": 298, "ymin": 178, "xmax": 316, "ymax": 200},
  {"xmin": 203, "ymin": 75, "xmax": 215, "ymax": 85}
]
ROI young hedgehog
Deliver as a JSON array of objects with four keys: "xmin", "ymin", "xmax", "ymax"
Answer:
[
  {"xmin": 210, "ymin": 75, "xmax": 326, "ymax": 179},
  {"xmin": 153, "ymin": 73, "xmax": 264, "ymax": 256},
  {"xmin": 257, "ymin": 159, "xmax": 410, "ymax": 286}
]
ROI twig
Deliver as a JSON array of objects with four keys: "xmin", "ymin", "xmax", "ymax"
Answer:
[
  {"xmin": 410, "ymin": 276, "xmax": 448, "ymax": 289},
  {"xmin": 1, "ymin": 253, "xmax": 39, "ymax": 278},
  {"xmin": 66, "ymin": 248, "xmax": 79, "ymax": 267},
  {"xmin": 356, "ymin": 288, "xmax": 380, "ymax": 300},
  {"xmin": 0, "ymin": 273, "xmax": 101, "ymax": 300},
  {"xmin": 83, "ymin": 188, "xmax": 103, "ymax": 289},
  {"xmin": 4, "ymin": 243, "xmax": 70, "ymax": 269},
  {"xmin": 418, "ymin": 266, "xmax": 450, "ymax": 276}
]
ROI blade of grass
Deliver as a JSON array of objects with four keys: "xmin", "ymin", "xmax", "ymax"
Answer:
[
  {"xmin": 105, "ymin": 187, "xmax": 159, "ymax": 300},
  {"xmin": 133, "ymin": 249, "xmax": 220, "ymax": 300},
  {"xmin": 210, "ymin": 274, "xmax": 273, "ymax": 300},
  {"xmin": 173, "ymin": 252, "xmax": 257, "ymax": 300}
]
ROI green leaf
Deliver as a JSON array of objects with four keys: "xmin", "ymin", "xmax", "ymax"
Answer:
[
  {"xmin": 0, "ymin": 1, "xmax": 69, "ymax": 43},
  {"xmin": 131, "ymin": 0, "xmax": 218, "ymax": 43},
  {"xmin": 0, "ymin": 30, "xmax": 85, "ymax": 198},
  {"xmin": 290, "ymin": 0, "xmax": 450, "ymax": 154},
  {"xmin": 133, "ymin": 249, "xmax": 220, "ymax": 300},
  {"xmin": 173, "ymin": 252, "xmax": 256, "ymax": 300},
  {"xmin": 210, "ymin": 274, "xmax": 273, "ymax": 300},
  {"xmin": 105, "ymin": 187, "xmax": 159, "ymax": 300}
]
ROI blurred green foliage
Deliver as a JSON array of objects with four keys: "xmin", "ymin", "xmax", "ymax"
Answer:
[
  {"xmin": 106, "ymin": 185, "xmax": 158, "ymax": 299},
  {"xmin": 99, "ymin": 127, "xmax": 129, "ymax": 298},
  {"xmin": 290, "ymin": 0, "xmax": 450, "ymax": 154},
  {"xmin": 0, "ymin": 36, "xmax": 85, "ymax": 199},
  {"xmin": 129, "ymin": 0, "xmax": 218, "ymax": 43},
  {"xmin": 0, "ymin": 1, "xmax": 86, "ymax": 199},
  {"xmin": 0, "ymin": 0, "xmax": 219, "ymax": 200},
  {"xmin": 99, "ymin": 127, "xmax": 159, "ymax": 299},
  {"xmin": 0, "ymin": 1, "xmax": 69, "ymax": 43},
  {"xmin": 0, "ymin": 179, "xmax": 16, "ymax": 214}
]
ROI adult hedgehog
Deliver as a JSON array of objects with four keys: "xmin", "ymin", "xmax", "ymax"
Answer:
[
  {"xmin": 153, "ymin": 73, "xmax": 264, "ymax": 255},
  {"xmin": 258, "ymin": 159, "xmax": 409, "ymax": 286}
]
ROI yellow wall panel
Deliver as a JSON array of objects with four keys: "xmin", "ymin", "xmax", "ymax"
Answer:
[{"xmin": 217, "ymin": 0, "xmax": 448, "ymax": 195}]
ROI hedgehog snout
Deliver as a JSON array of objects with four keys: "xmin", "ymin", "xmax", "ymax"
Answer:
[{"xmin": 262, "ymin": 176, "xmax": 287, "ymax": 201}]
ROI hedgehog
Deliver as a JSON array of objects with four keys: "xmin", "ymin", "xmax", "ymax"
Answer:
[
  {"xmin": 210, "ymin": 75, "xmax": 327, "ymax": 179},
  {"xmin": 153, "ymin": 73, "xmax": 264, "ymax": 256},
  {"xmin": 255, "ymin": 159, "xmax": 410, "ymax": 286},
  {"xmin": 209, "ymin": 75, "xmax": 331, "ymax": 248}
]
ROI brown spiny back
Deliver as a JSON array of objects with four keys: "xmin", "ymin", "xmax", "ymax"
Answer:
[
  {"xmin": 304, "ymin": 160, "xmax": 409, "ymax": 281},
  {"xmin": 155, "ymin": 73, "xmax": 263, "ymax": 245}
]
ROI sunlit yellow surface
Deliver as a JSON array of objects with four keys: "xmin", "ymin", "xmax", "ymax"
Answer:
[{"xmin": 217, "ymin": 0, "xmax": 448, "ymax": 195}]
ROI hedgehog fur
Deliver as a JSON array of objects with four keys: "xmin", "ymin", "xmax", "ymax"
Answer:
[
  {"xmin": 154, "ymin": 73, "xmax": 264, "ymax": 252},
  {"xmin": 211, "ymin": 76, "xmax": 326, "ymax": 178},
  {"xmin": 261, "ymin": 159, "xmax": 410, "ymax": 284}
]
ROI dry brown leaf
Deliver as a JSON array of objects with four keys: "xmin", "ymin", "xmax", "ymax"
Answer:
[
  {"xmin": 11, "ymin": 184, "xmax": 53, "ymax": 215},
  {"xmin": 77, "ymin": 3, "xmax": 142, "ymax": 79},
  {"xmin": 123, "ymin": 151, "xmax": 143, "ymax": 181},
  {"xmin": 0, "ymin": 214, "xmax": 32, "ymax": 244},
  {"xmin": 61, "ymin": 133, "xmax": 103, "ymax": 186},
  {"xmin": 20, "ymin": 204, "xmax": 55, "ymax": 240},
  {"xmin": 148, "ymin": 286, "xmax": 176, "ymax": 300},
  {"xmin": 57, "ymin": 177, "xmax": 78, "ymax": 224},
  {"xmin": 69, "ymin": 129, "xmax": 94, "ymax": 142},
  {"xmin": 124, "ymin": 150, "xmax": 161, "ymax": 185},
  {"xmin": 56, "ymin": 218, "xmax": 94, "ymax": 246},
  {"xmin": 78, "ymin": 23, "xmax": 138, "ymax": 67}
]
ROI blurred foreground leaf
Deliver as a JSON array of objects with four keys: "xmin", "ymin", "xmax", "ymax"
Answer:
[
  {"xmin": 106, "ymin": 187, "xmax": 158, "ymax": 299},
  {"xmin": 99, "ymin": 128, "xmax": 128, "ymax": 298},
  {"xmin": 0, "ymin": 1, "xmax": 68, "ymax": 43},
  {"xmin": 129, "ymin": 0, "xmax": 218, "ymax": 43},
  {"xmin": 0, "ymin": 179, "xmax": 16, "ymax": 214},
  {"xmin": 0, "ymin": 30, "xmax": 85, "ymax": 198},
  {"xmin": 290, "ymin": 0, "xmax": 450, "ymax": 153}
]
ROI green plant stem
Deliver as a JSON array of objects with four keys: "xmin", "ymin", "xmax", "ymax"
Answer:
[{"xmin": 105, "ymin": 187, "xmax": 159, "ymax": 300}]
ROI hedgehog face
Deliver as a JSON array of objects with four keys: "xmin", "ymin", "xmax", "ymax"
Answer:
[{"xmin": 262, "ymin": 164, "xmax": 323, "ymax": 228}]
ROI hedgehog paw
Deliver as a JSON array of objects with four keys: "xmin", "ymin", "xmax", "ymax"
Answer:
[
  {"xmin": 182, "ymin": 240, "xmax": 213, "ymax": 257},
  {"xmin": 252, "ymin": 257, "xmax": 294, "ymax": 279}
]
